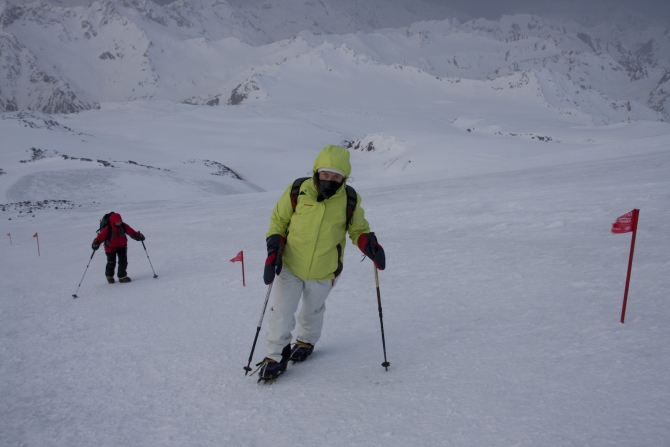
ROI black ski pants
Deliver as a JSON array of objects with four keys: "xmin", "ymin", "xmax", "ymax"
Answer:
[{"xmin": 105, "ymin": 247, "xmax": 128, "ymax": 278}]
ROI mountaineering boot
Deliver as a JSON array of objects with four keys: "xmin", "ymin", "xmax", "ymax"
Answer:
[
  {"xmin": 290, "ymin": 340, "xmax": 314, "ymax": 363},
  {"xmin": 256, "ymin": 344, "xmax": 291, "ymax": 382},
  {"xmin": 256, "ymin": 358, "xmax": 287, "ymax": 382},
  {"xmin": 106, "ymin": 276, "xmax": 115, "ymax": 284},
  {"xmin": 118, "ymin": 276, "xmax": 132, "ymax": 283}
]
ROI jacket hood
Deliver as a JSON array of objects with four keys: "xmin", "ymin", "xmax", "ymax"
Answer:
[
  {"xmin": 109, "ymin": 213, "xmax": 122, "ymax": 225},
  {"xmin": 312, "ymin": 145, "xmax": 351, "ymax": 178}
]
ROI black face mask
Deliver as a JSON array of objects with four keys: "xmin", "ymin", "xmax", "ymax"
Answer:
[{"xmin": 316, "ymin": 178, "xmax": 343, "ymax": 200}]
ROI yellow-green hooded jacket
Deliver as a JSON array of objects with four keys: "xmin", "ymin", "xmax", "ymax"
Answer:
[{"xmin": 267, "ymin": 145, "xmax": 370, "ymax": 281}]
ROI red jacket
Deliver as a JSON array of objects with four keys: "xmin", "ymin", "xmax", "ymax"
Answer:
[{"xmin": 94, "ymin": 213, "xmax": 140, "ymax": 253}]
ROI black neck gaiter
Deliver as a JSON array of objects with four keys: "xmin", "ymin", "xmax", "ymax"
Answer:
[{"xmin": 316, "ymin": 177, "xmax": 343, "ymax": 201}]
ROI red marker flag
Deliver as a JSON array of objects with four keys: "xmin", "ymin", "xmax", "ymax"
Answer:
[
  {"xmin": 33, "ymin": 232, "xmax": 40, "ymax": 256},
  {"xmin": 230, "ymin": 250, "xmax": 245, "ymax": 286},
  {"xmin": 611, "ymin": 210, "xmax": 635, "ymax": 234},
  {"xmin": 612, "ymin": 209, "xmax": 640, "ymax": 323},
  {"xmin": 7, "ymin": 233, "xmax": 11, "ymax": 245}
]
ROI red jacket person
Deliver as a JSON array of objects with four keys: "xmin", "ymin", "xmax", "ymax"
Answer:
[{"xmin": 92, "ymin": 212, "xmax": 145, "ymax": 283}]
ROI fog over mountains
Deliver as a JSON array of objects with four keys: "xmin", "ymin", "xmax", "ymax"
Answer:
[{"xmin": 1, "ymin": 0, "xmax": 669, "ymax": 123}]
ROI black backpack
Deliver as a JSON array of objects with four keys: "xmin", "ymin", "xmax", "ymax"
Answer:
[
  {"xmin": 290, "ymin": 177, "xmax": 357, "ymax": 229},
  {"xmin": 97, "ymin": 211, "xmax": 125, "ymax": 245}
]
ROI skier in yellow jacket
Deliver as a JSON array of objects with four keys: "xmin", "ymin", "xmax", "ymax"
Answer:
[{"xmin": 257, "ymin": 145, "xmax": 385, "ymax": 381}]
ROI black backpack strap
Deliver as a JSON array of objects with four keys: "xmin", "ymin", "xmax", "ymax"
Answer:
[
  {"xmin": 344, "ymin": 185, "xmax": 357, "ymax": 229},
  {"xmin": 290, "ymin": 177, "xmax": 310, "ymax": 211}
]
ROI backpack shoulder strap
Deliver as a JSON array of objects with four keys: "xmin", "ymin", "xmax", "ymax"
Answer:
[
  {"xmin": 290, "ymin": 177, "xmax": 310, "ymax": 211},
  {"xmin": 344, "ymin": 185, "xmax": 357, "ymax": 229},
  {"xmin": 104, "ymin": 222, "xmax": 113, "ymax": 245}
]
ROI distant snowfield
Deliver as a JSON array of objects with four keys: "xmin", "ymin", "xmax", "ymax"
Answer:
[{"xmin": 1, "ymin": 89, "xmax": 670, "ymax": 446}]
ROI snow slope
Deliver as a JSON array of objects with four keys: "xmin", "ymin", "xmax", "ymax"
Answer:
[{"xmin": 2, "ymin": 55, "xmax": 670, "ymax": 445}]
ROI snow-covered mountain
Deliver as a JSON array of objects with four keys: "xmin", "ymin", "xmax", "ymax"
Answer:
[
  {"xmin": 0, "ymin": 0, "xmax": 669, "ymax": 123},
  {"xmin": 0, "ymin": 27, "xmax": 98, "ymax": 113}
]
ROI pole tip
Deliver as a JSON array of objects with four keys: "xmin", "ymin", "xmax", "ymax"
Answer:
[
  {"xmin": 382, "ymin": 361, "xmax": 390, "ymax": 368},
  {"xmin": 153, "ymin": 275, "xmax": 158, "ymax": 279},
  {"xmin": 244, "ymin": 366, "xmax": 252, "ymax": 375},
  {"xmin": 72, "ymin": 294, "xmax": 78, "ymax": 299}
]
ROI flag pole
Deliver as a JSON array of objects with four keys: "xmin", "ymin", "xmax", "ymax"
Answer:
[
  {"xmin": 34, "ymin": 232, "xmax": 40, "ymax": 256},
  {"xmin": 230, "ymin": 251, "xmax": 245, "ymax": 286},
  {"xmin": 620, "ymin": 209, "xmax": 639, "ymax": 324},
  {"xmin": 241, "ymin": 251, "xmax": 246, "ymax": 287},
  {"xmin": 7, "ymin": 233, "xmax": 11, "ymax": 245}
]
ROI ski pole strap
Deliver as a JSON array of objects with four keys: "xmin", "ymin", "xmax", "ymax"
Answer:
[
  {"xmin": 369, "ymin": 232, "xmax": 378, "ymax": 259},
  {"xmin": 276, "ymin": 243, "xmax": 285, "ymax": 266}
]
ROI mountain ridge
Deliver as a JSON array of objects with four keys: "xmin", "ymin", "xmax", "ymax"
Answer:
[{"xmin": 0, "ymin": 0, "xmax": 668, "ymax": 122}]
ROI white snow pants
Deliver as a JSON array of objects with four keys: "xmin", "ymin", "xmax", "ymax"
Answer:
[{"xmin": 264, "ymin": 268, "xmax": 335, "ymax": 362}]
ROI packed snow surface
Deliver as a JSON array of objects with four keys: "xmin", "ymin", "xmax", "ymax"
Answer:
[{"xmin": 1, "ymin": 80, "xmax": 670, "ymax": 445}]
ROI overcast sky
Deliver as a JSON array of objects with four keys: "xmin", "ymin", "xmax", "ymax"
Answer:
[
  {"xmin": 41, "ymin": 0, "xmax": 670, "ymax": 26},
  {"xmin": 424, "ymin": 0, "xmax": 670, "ymax": 21},
  {"xmin": 145, "ymin": 0, "xmax": 670, "ymax": 24}
]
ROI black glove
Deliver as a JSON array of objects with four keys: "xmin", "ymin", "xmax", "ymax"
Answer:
[
  {"xmin": 357, "ymin": 232, "xmax": 385, "ymax": 270},
  {"xmin": 136, "ymin": 232, "xmax": 145, "ymax": 241},
  {"xmin": 92, "ymin": 241, "xmax": 100, "ymax": 251},
  {"xmin": 263, "ymin": 234, "xmax": 286, "ymax": 285}
]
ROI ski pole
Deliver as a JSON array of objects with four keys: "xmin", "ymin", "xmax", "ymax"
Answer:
[
  {"xmin": 244, "ymin": 283, "xmax": 273, "ymax": 375},
  {"xmin": 72, "ymin": 250, "xmax": 96, "ymax": 298},
  {"xmin": 141, "ymin": 240, "xmax": 158, "ymax": 278},
  {"xmin": 374, "ymin": 265, "xmax": 390, "ymax": 371},
  {"xmin": 368, "ymin": 233, "xmax": 390, "ymax": 371}
]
